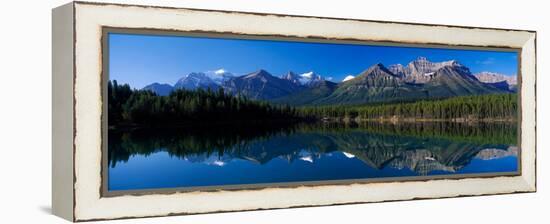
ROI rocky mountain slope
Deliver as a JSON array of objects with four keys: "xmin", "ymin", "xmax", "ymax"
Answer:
[
  {"xmin": 142, "ymin": 83, "xmax": 173, "ymax": 96},
  {"xmin": 174, "ymin": 72, "xmax": 219, "ymax": 91},
  {"xmin": 474, "ymin": 71, "xmax": 517, "ymax": 91},
  {"xmin": 140, "ymin": 57, "xmax": 511, "ymax": 104},
  {"xmin": 222, "ymin": 69, "xmax": 303, "ymax": 100}
]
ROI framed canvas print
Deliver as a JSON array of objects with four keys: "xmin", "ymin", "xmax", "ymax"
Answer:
[{"xmin": 52, "ymin": 1, "xmax": 537, "ymax": 222}]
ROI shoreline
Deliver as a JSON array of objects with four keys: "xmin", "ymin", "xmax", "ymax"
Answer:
[
  {"xmin": 108, "ymin": 118, "xmax": 314, "ymax": 130},
  {"xmin": 323, "ymin": 117, "xmax": 517, "ymax": 123},
  {"xmin": 110, "ymin": 116, "xmax": 517, "ymax": 130}
]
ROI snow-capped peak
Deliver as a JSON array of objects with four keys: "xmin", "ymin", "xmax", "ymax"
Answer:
[
  {"xmin": 300, "ymin": 71, "xmax": 315, "ymax": 79},
  {"xmin": 281, "ymin": 71, "xmax": 324, "ymax": 86},
  {"xmin": 205, "ymin": 69, "xmax": 234, "ymax": 84},
  {"xmin": 282, "ymin": 71, "xmax": 326, "ymax": 86},
  {"xmin": 214, "ymin": 68, "xmax": 227, "ymax": 75},
  {"xmin": 342, "ymin": 75, "xmax": 355, "ymax": 82}
]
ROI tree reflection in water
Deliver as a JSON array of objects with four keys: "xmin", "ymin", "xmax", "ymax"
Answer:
[{"xmin": 108, "ymin": 121, "xmax": 517, "ymax": 175}]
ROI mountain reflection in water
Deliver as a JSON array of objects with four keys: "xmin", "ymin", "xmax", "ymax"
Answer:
[{"xmin": 108, "ymin": 122, "xmax": 518, "ymax": 191}]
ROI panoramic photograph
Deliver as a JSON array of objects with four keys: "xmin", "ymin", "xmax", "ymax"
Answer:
[{"xmin": 106, "ymin": 32, "xmax": 519, "ymax": 191}]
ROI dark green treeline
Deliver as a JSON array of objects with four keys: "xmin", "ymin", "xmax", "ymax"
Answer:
[
  {"xmin": 108, "ymin": 80, "xmax": 302, "ymax": 126},
  {"xmin": 297, "ymin": 93, "xmax": 517, "ymax": 120},
  {"xmin": 108, "ymin": 80, "xmax": 517, "ymax": 125}
]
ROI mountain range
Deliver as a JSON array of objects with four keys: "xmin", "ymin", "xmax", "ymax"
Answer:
[
  {"xmin": 474, "ymin": 71, "xmax": 518, "ymax": 92},
  {"xmin": 140, "ymin": 57, "xmax": 516, "ymax": 105},
  {"xmin": 143, "ymin": 69, "xmax": 235, "ymax": 96}
]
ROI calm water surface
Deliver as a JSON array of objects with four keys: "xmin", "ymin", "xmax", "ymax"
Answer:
[{"xmin": 108, "ymin": 122, "xmax": 518, "ymax": 191}]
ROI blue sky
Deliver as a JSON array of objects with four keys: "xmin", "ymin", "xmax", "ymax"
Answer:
[{"xmin": 109, "ymin": 33, "xmax": 518, "ymax": 89}]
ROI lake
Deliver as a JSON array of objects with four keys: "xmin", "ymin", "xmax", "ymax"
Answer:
[{"xmin": 107, "ymin": 121, "xmax": 518, "ymax": 191}]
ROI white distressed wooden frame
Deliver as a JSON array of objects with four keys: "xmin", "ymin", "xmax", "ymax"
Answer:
[{"xmin": 52, "ymin": 1, "xmax": 536, "ymax": 222}]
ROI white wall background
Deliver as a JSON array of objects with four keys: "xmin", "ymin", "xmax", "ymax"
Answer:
[{"xmin": 0, "ymin": 0, "xmax": 546, "ymax": 223}]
